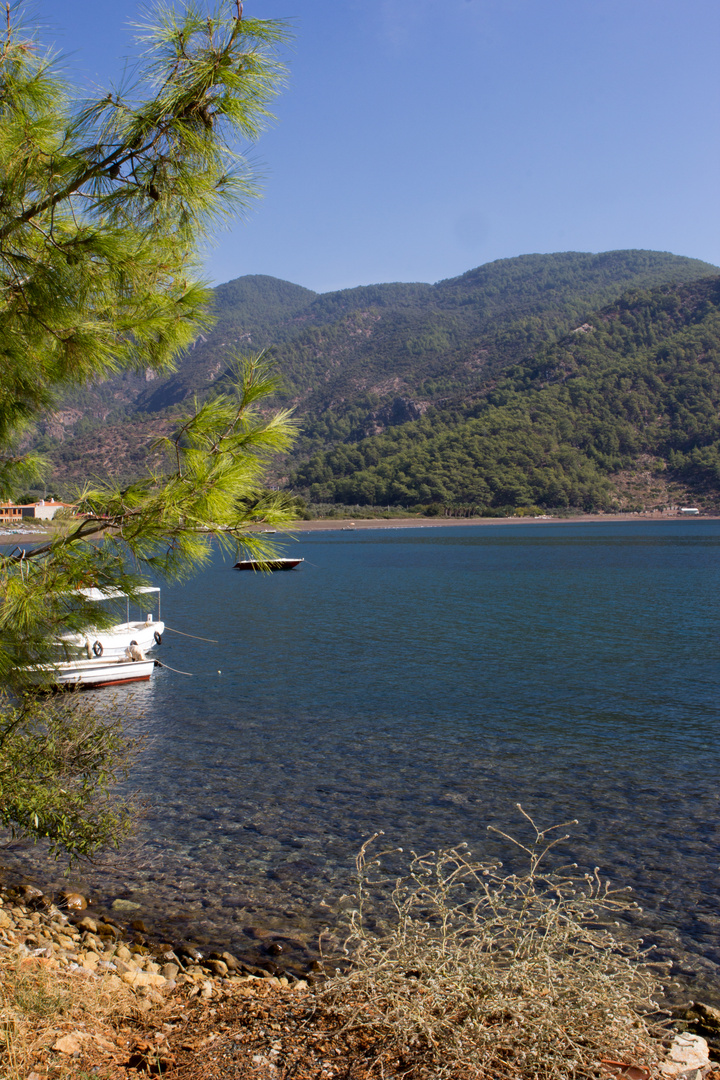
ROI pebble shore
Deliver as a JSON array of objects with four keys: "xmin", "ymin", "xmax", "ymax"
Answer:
[
  {"xmin": 0, "ymin": 879, "xmax": 308, "ymax": 1007},
  {"xmin": 3, "ymin": 878, "xmax": 720, "ymax": 1079}
]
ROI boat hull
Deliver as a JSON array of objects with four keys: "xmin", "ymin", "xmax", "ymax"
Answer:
[
  {"xmin": 233, "ymin": 559, "xmax": 303, "ymax": 571},
  {"xmin": 30, "ymin": 657, "xmax": 156, "ymax": 690}
]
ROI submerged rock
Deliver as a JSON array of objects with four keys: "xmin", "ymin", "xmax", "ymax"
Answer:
[
  {"xmin": 111, "ymin": 898, "xmax": 142, "ymax": 913},
  {"xmin": 21, "ymin": 884, "xmax": 44, "ymax": 904},
  {"xmin": 60, "ymin": 891, "xmax": 87, "ymax": 911},
  {"xmin": 684, "ymin": 1000, "xmax": 720, "ymax": 1033}
]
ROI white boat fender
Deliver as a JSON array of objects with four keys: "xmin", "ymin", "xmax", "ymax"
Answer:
[{"xmin": 92, "ymin": 640, "xmax": 103, "ymax": 657}]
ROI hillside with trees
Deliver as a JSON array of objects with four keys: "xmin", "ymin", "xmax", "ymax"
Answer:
[
  {"xmin": 291, "ymin": 277, "xmax": 720, "ymax": 514},
  {"xmin": 30, "ymin": 250, "xmax": 718, "ymax": 489}
]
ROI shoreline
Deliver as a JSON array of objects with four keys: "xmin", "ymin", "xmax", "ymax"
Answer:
[
  {"xmin": 2, "ymin": 511, "xmax": 718, "ymax": 546},
  {"xmin": 0, "ymin": 855, "xmax": 312, "ymax": 983},
  {"xmin": 280, "ymin": 511, "xmax": 720, "ymax": 532},
  {"xmin": 3, "ymin": 826, "xmax": 719, "ymax": 1016},
  {"xmin": 0, "ymin": 867, "xmax": 307, "ymax": 983},
  {"xmin": 2, "ymin": 871, "xmax": 719, "ymax": 1080}
]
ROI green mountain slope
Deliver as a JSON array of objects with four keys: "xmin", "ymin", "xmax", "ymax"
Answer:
[
  {"xmin": 30, "ymin": 250, "xmax": 719, "ymax": 490},
  {"xmin": 291, "ymin": 277, "xmax": 720, "ymax": 513},
  {"xmin": 131, "ymin": 250, "xmax": 718, "ymax": 422}
]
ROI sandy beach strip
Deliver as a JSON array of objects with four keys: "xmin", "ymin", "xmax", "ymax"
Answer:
[
  {"xmin": 280, "ymin": 512, "xmax": 720, "ymax": 533},
  {"xmin": 1, "ymin": 511, "xmax": 717, "ymax": 546}
]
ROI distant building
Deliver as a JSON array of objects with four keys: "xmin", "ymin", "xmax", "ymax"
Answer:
[
  {"xmin": 0, "ymin": 502, "xmax": 30, "ymax": 523},
  {"xmin": 679, "ymin": 507, "xmax": 700, "ymax": 515},
  {"xmin": 0, "ymin": 498, "xmax": 73, "ymax": 523},
  {"xmin": 30, "ymin": 498, "xmax": 74, "ymax": 520}
]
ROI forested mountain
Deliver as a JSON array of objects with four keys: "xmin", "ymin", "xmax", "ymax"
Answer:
[
  {"xmin": 33, "ymin": 250, "xmax": 717, "ymax": 490},
  {"xmin": 291, "ymin": 277, "xmax": 720, "ymax": 513}
]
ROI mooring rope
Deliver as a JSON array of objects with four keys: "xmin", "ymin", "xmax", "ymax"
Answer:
[
  {"xmin": 162, "ymin": 626, "xmax": 219, "ymax": 643},
  {"xmin": 154, "ymin": 659, "xmax": 196, "ymax": 677}
]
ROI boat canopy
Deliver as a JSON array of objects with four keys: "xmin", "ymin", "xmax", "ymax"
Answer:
[{"xmin": 77, "ymin": 586, "xmax": 161, "ymax": 602}]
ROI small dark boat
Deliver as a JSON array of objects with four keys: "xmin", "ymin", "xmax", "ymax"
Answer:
[{"xmin": 233, "ymin": 558, "xmax": 304, "ymax": 571}]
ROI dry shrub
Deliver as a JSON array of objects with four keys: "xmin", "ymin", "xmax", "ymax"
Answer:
[
  {"xmin": 0, "ymin": 954, "xmax": 135, "ymax": 1079},
  {"xmin": 320, "ymin": 808, "xmax": 668, "ymax": 1080}
]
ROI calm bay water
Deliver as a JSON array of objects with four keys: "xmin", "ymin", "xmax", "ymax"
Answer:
[{"xmin": 4, "ymin": 520, "xmax": 720, "ymax": 998}]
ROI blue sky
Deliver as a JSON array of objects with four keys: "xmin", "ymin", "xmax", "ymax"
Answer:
[{"xmin": 28, "ymin": 0, "xmax": 720, "ymax": 292}]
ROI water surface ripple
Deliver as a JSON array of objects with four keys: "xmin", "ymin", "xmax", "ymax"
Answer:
[{"xmin": 4, "ymin": 521, "xmax": 719, "ymax": 999}]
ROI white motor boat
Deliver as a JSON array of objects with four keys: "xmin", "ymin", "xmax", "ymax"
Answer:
[
  {"xmin": 30, "ymin": 654, "xmax": 156, "ymax": 690},
  {"xmin": 58, "ymin": 586, "xmax": 165, "ymax": 660}
]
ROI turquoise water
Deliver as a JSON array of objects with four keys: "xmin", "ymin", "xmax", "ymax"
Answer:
[{"xmin": 4, "ymin": 520, "xmax": 720, "ymax": 997}]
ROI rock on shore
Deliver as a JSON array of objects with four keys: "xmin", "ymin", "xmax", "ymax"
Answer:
[
  {"xmin": 0, "ymin": 881, "xmax": 308, "ymax": 1006},
  {"xmin": 2, "ymin": 878, "xmax": 719, "ymax": 1080}
]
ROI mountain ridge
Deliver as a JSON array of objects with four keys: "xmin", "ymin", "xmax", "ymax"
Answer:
[{"xmin": 26, "ymin": 249, "xmax": 720, "ymax": 499}]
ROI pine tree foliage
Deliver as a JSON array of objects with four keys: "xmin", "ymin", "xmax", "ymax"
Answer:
[
  {"xmin": 0, "ymin": 0, "xmax": 287, "ymax": 450},
  {"xmin": 0, "ymin": 1, "xmax": 296, "ymax": 858}
]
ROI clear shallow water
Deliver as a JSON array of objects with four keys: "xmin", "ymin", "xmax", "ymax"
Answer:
[{"xmin": 4, "ymin": 521, "xmax": 720, "ymax": 998}]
